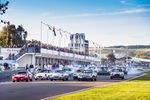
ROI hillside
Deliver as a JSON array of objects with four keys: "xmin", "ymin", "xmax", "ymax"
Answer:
[{"xmin": 108, "ymin": 45, "xmax": 150, "ymax": 49}]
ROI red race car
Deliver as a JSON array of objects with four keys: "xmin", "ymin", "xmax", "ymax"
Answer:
[{"xmin": 12, "ymin": 71, "xmax": 33, "ymax": 82}]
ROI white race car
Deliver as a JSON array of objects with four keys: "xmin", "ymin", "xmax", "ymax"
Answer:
[
  {"xmin": 110, "ymin": 69, "xmax": 125, "ymax": 80},
  {"xmin": 78, "ymin": 70, "xmax": 97, "ymax": 81},
  {"xmin": 34, "ymin": 70, "xmax": 52, "ymax": 80},
  {"xmin": 86, "ymin": 65, "xmax": 99, "ymax": 73},
  {"xmin": 49, "ymin": 70, "xmax": 69, "ymax": 81},
  {"xmin": 73, "ymin": 69, "xmax": 83, "ymax": 80}
]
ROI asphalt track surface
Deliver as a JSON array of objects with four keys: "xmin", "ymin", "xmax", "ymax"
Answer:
[{"xmin": 0, "ymin": 72, "xmax": 144, "ymax": 100}]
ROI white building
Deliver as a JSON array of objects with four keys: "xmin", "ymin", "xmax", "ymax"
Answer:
[
  {"xmin": 0, "ymin": 47, "xmax": 100, "ymax": 68},
  {"xmin": 69, "ymin": 33, "xmax": 89, "ymax": 54}
]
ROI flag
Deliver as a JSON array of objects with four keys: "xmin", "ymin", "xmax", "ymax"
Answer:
[
  {"xmin": 58, "ymin": 29, "xmax": 63, "ymax": 37},
  {"xmin": 53, "ymin": 27, "xmax": 56, "ymax": 36},
  {"xmin": 47, "ymin": 25, "xmax": 52, "ymax": 30}
]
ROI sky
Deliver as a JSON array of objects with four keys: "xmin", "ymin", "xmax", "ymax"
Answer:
[{"xmin": 1, "ymin": 0, "xmax": 150, "ymax": 47}]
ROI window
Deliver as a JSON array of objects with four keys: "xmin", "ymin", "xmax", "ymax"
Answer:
[
  {"xmin": 70, "ymin": 35, "xmax": 73, "ymax": 40},
  {"xmin": 75, "ymin": 35, "xmax": 78, "ymax": 39}
]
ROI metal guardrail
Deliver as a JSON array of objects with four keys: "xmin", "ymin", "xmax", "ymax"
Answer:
[{"xmin": 0, "ymin": 69, "xmax": 22, "ymax": 82}]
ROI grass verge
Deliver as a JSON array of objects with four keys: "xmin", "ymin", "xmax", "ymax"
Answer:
[{"xmin": 49, "ymin": 72, "xmax": 150, "ymax": 100}]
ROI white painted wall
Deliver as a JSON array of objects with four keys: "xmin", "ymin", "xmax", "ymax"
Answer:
[
  {"xmin": 17, "ymin": 54, "xmax": 35, "ymax": 67},
  {"xmin": 0, "ymin": 48, "xmax": 21, "ymax": 59}
]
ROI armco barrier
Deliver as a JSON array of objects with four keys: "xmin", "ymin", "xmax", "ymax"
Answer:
[{"xmin": 0, "ymin": 70, "xmax": 21, "ymax": 81}]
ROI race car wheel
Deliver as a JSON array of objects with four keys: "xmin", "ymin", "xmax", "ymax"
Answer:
[
  {"xmin": 110, "ymin": 77, "xmax": 113, "ymax": 79},
  {"xmin": 78, "ymin": 78, "xmax": 81, "ymax": 81},
  {"xmin": 94, "ymin": 78, "xmax": 97, "ymax": 81},
  {"xmin": 91, "ymin": 77, "xmax": 95, "ymax": 81},
  {"xmin": 34, "ymin": 78, "xmax": 38, "ymax": 80},
  {"xmin": 66, "ymin": 78, "xmax": 68, "ymax": 81}
]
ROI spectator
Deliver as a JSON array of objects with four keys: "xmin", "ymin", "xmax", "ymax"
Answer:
[
  {"xmin": 26, "ymin": 64, "xmax": 29, "ymax": 70},
  {"xmin": 29, "ymin": 64, "xmax": 34, "ymax": 69}
]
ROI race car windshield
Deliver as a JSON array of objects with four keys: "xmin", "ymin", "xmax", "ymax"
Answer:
[
  {"xmin": 41, "ymin": 70, "xmax": 51, "ymax": 73},
  {"xmin": 112, "ymin": 69, "xmax": 122, "ymax": 72},
  {"xmin": 88, "ymin": 66, "xmax": 95, "ymax": 69},
  {"xmin": 55, "ymin": 70, "xmax": 63, "ymax": 73},
  {"xmin": 77, "ymin": 70, "xmax": 82, "ymax": 73},
  {"xmin": 64, "ymin": 69, "xmax": 71, "ymax": 71},
  {"xmin": 18, "ymin": 72, "xmax": 27, "ymax": 74}
]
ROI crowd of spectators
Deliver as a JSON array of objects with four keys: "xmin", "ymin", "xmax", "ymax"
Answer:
[
  {"xmin": 7, "ymin": 39, "xmax": 97, "ymax": 60},
  {"xmin": 22, "ymin": 40, "xmax": 89, "ymax": 56}
]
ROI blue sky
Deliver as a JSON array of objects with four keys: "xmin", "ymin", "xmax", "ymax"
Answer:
[{"xmin": 1, "ymin": 0, "xmax": 150, "ymax": 46}]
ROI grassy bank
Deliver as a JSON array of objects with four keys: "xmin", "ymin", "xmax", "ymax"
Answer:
[{"xmin": 50, "ymin": 72, "xmax": 150, "ymax": 100}]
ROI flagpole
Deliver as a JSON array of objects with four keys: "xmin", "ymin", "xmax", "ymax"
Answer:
[
  {"xmin": 100, "ymin": 45, "xmax": 102, "ymax": 65},
  {"xmin": 53, "ymin": 33, "xmax": 54, "ymax": 47},
  {"xmin": 59, "ymin": 36, "xmax": 61, "ymax": 47},
  {"xmin": 64, "ymin": 34, "xmax": 66, "ymax": 48},
  {"xmin": 40, "ymin": 21, "xmax": 42, "ymax": 47},
  {"xmin": 47, "ymin": 27, "xmax": 49, "ymax": 45}
]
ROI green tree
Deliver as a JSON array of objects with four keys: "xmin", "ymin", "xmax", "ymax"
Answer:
[
  {"xmin": 23, "ymin": 31, "xmax": 28, "ymax": 43},
  {"xmin": 136, "ymin": 51, "xmax": 150, "ymax": 59},
  {"xmin": 8, "ymin": 24, "xmax": 16, "ymax": 47},
  {"xmin": 0, "ymin": 26, "xmax": 8, "ymax": 47},
  {"xmin": 16, "ymin": 25, "xmax": 28, "ymax": 45},
  {"xmin": 128, "ymin": 51, "xmax": 136, "ymax": 57},
  {"xmin": 0, "ymin": 24, "xmax": 28, "ymax": 48}
]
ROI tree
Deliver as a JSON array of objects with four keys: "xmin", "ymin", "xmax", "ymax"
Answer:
[
  {"xmin": 8, "ymin": 24, "xmax": 16, "ymax": 47},
  {"xmin": 0, "ymin": 26, "xmax": 8, "ymax": 47},
  {"xmin": 107, "ymin": 53, "xmax": 116, "ymax": 64},
  {"xmin": 136, "ymin": 51, "xmax": 150, "ymax": 59},
  {"xmin": 16, "ymin": 25, "xmax": 28, "ymax": 44},
  {"xmin": 23, "ymin": 31, "xmax": 28, "ymax": 42},
  {"xmin": 0, "ymin": 24, "xmax": 28, "ymax": 48},
  {"xmin": 0, "ymin": 1, "xmax": 9, "ymax": 15},
  {"xmin": 128, "ymin": 51, "xmax": 136, "ymax": 57}
]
